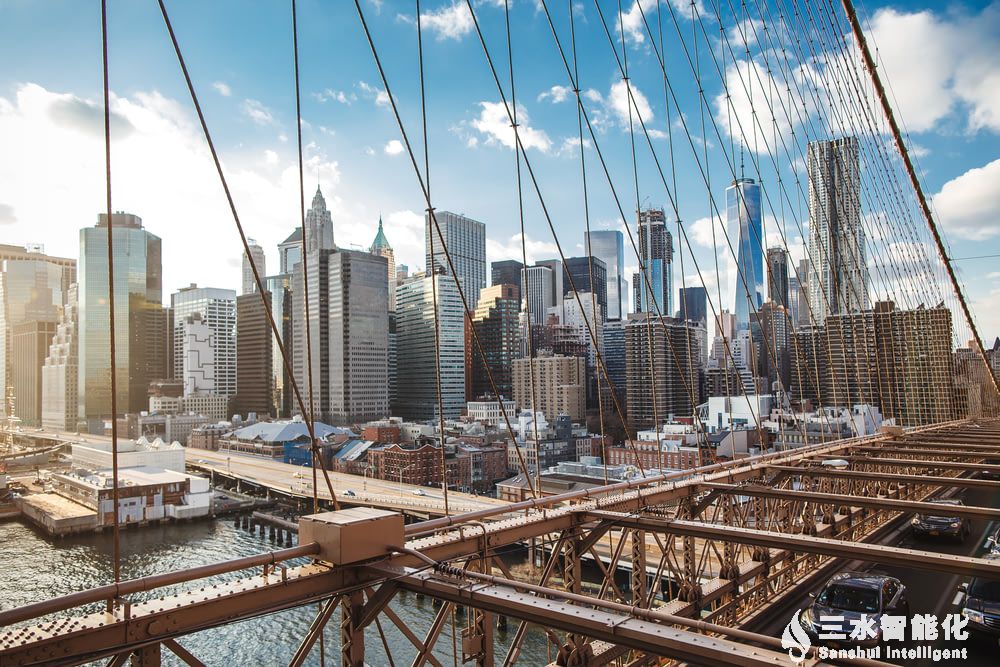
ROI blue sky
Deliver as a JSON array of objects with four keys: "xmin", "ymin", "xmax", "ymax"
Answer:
[{"xmin": 0, "ymin": 0, "xmax": 998, "ymax": 342}]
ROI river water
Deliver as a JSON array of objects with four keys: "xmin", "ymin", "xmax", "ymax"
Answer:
[{"xmin": 0, "ymin": 518, "xmax": 553, "ymax": 666}]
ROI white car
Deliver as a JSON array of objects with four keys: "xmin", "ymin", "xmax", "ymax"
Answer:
[{"xmin": 412, "ymin": 489, "xmax": 426, "ymax": 496}]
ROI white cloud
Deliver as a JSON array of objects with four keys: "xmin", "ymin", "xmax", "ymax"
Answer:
[
  {"xmin": 0, "ymin": 83, "xmax": 342, "ymax": 297},
  {"xmin": 357, "ymin": 81, "xmax": 390, "ymax": 108},
  {"xmin": 314, "ymin": 89, "xmax": 356, "ymax": 105},
  {"xmin": 620, "ymin": 1, "xmax": 704, "ymax": 45},
  {"xmin": 212, "ymin": 81, "xmax": 232, "ymax": 97},
  {"xmin": 865, "ymin": 5, "xmax": 1000, "ymax": 134},
  {"xmin": 384, "ymin": 139, "xmax": 404, "ymax": 155},
  {"xmin": 264, "ymin": 149, "xmax": 279, "ymax": 165},
  {"xmin": 364, "ymin": 146, "xmax": 376, "ymax": 156},
  {"xmin": 933, "ymin": 158, "xmax": 1000, "ymax": 241},
  {"xmin": 242, "ymin": 99, "xmax": 275, "ymax": 126},
  {"xmin": 714, "ymin": 58, "xmax": 798, "ymax": 154},
  {"xmin": 420, "ymin": 2, "xmax": 474, "ymax": 41},
  {"xmin": 608, "ymin": 78, "xmax": 653, "ymax": 128},
  {"xmin": 470, "ymin": 101, "xmax": 552, "ymax": 153},
  {"xmin": 486, "ymin": 232, "xmax": 559, "ymax": 266},
  {"xmin": 538, "ymin": 85, "xmax": 572, "ymax": 104}
]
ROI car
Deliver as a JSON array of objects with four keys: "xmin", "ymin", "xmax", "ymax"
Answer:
[
  {"xmin": 343, "ymin": 490, "xmax": 356, "ymax": 497},
  {"xmin": 987, "ymin": 525, "xmax": 1000, "ymax": 557},
  {"xmin": 960, "ymin": 557, "xmax": 1000, "ymax": 639},
  {"xmin": 911, "ymin": 499, "xmax": 970, "ymax": 542},
  {"xmin": 412, "ymin": 489, "xmax": 426, "ymax": 496},
  {"xmin": 979, "ymin": 458, "xmax": 1000, "ymax": 481},
  {"xmin": 196, "ymin": 459, "xmax": 208, "ymax": 464},
  {"xmin": 799, "ymin": 572, "xmax": 909, "ymax": 647}
]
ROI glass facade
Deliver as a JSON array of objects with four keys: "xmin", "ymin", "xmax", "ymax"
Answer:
[
  {"xmin": 425, "ymin": 211, "xmax": 486, "ymax": 310},
  {"xmin": 78, "ymin": 213, "xmax": 162, "ymax": 431},
  {"xmin": 585, "ymin": 230, "xmax": 625, "ymax": 320},
  {"xmin": 728, "ymin": 179, "xmax": 764, "ymax": 332}
]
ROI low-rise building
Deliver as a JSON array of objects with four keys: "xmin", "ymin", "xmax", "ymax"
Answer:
[
  {"xmin": 188, "ymin": 422, "xmax": 231, "ymax": 450},
  {"xmin": 71, "ymin": 437, "xmax": 185, "ymax": 473},
  {"xmin": 466, "ymin": 399, "xmax": 517, "ymax": 426},
  {"xmin": 215, "ymin": 418, "xmax": 353, "ymax": 460}
]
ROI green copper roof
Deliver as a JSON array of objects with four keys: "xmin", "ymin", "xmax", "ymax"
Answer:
[{"xmin": 370, "ymin": 217, "xmax": 392, "ymax": 251}]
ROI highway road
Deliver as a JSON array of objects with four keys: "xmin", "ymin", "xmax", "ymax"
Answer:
[
  {"xmin": 186, "ymin": 447, "xmax": 509, "ymax": 516},
  {"xmin": 760, "ymin": 483, "xmax": 1000, "ymax": 666}
]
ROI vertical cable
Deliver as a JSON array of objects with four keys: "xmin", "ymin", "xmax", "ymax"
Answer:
[
  {"xmin": 100, "ymin": 0, "xmax": 122, "ymax": 584},
  {"xmin": 290, "ymin": 0, "xmax": 320, "ymax": 515},
  {"xmin": 416, "ymin": 0, "xmax": 451, "ymax": 515}
]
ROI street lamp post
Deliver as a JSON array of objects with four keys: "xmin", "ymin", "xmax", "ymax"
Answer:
[{"xmin": 398, "ymin": 462, "xmax": 416, "ymax": 497}]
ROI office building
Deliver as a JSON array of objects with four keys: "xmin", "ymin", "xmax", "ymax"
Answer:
[
  {"xmin": 491, "ymin": 260, "xmax": 524, "ymax": 289},
  {"xmin": 469, "ymin": 284, "xmax": 520, "ymax": 401},
  {"xmin": 79, "ymin": 213, "xmax": 163, "ymax": 431},
  {"xmin": 754, "ymin": 300, "xmax": 791, "ymax": 392},
  {"xmin": 634, "ymin": 208, "xmax": 673, "ymax": 316},
  {"xmin": 535, "ymin": 259, "xmax": 564, "ymax": 319},
  {"xmin": 728, "ymin": 179, "xmax": 764, "ymax": 331},
  {"xmin": 585, "ymin": 230, "xmax": 625, "ymax": 320},
  {"xmin": 12, "ymin": 320, "xmax": 58, "ymax": 426},
  {"xmin": 677, "ymin": 286, "xmax": 707, "ymax": 325},
  {"xmin": 180, "ymin": 313, "xmax": 214, "ymax": 396},
  {"xmin": 42, "ymin": 284, "xmax": 79, "ymax": 430},
  {"xmin": 603, "ymin": 318, "xmax": 627, "ymax": 407},
  {"xmin": 264, "ymin": 273, "xmax": 292, "ymax": 417},
  {"xmin": 292, "ymin": 248, "xmax": 389, "ymax": 423},
  {"xmin": 563, "ymin": 257, "xmax": 607, "ymax": 321},
  {"xmin": 512, "ymin": 353, "xmax": 586, "ymax": 423},
  {"xmin": 278, "ymin": 185, "xmax": 336, "ymax": 274},
  {"xmin": 624, "ymin": 314, "xmax": 704, "ymax": 428},
  {"xmin": 234, "ymin": 292, "xmax": 273, "ymax": 417},
  {"xmin": 241, "ymin": 239, "xmax": 265, "ymax": 296},
  {"xmin": 0, "ymin": 244, "xmax": 75, "ymax": 417},
  {"xmin": 521, "ymin": 265, "xmax": 554, "ymax": 325},
  {"xmin": 171, "ymin": 285, "xmax": 236, "ymax": 398},
  {"xmin": 395, "ymin": 271, "xmax": 465, "ymax": 420},
  {"xmin": 425, "ymin": 211, "xmax": 486, "ymax": 309},
  {"xmin": 766, "ymin": 246, "xmax": 789, "ymax": 309},
  {"xmin": 807, "ymin": 137, "xmax": 869, "ymax": 322},
  {"xmin": 370, "ymin": 217, "xmax": 396, "ymax": 311}
]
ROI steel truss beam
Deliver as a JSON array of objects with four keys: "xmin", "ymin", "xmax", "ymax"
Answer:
[
  {"xmin": 808, "ymin": 456, "xmax": 1000, "ymax": 473},
  {"xmin": 697, "ymin": 482, "xmax": 1000, "ymax": 520},
  {"xmin": 767, "ymin": 465, "xmax": 1000, "ymax": 489},
  {"xmin": 586, "ymin": 511, "xmax": 1000, "ymax": 578}
]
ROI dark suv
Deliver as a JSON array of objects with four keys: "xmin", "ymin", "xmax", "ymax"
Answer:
[
  {"xmin": 961, "ymin": 557, "xmax": 1000, "ymax": 639},
  {"xmin": 979, "ymin": 458, "xmax": 1000, "ymax": 481},
  {"xmin": 800, "ymin": 572, "xmax": 909, "ymax": 647},
  {"xmin": 911, "ymin": 499, "xmax": 970, "ymax": 542}
]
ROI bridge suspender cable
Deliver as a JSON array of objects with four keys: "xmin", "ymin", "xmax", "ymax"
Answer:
[
  {"xmin": 840, "ymin": 0, "xmax": 1000, "ymax": 401},
  {"xmin": 100, "ymin": 0, "xmax": 122, "ymax": 584}
]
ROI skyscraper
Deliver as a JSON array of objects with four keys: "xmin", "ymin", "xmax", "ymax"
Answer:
[
  {"xmin": 766, "ymin": 247, "xmax": 789, "ymax": 309},
  {"xmin": 235, "ymin": 292, "xmax": 274, "ymax": 418},
  {"xmin": 521, "ymin": 265, "xmax": 554, "ymax": 325},
  {"xmin": 42, "ymin": 283, "xmax": 78, "ymax": 430},
  {"xmin": 395, "ymin": 271, "xmax": 465, "ymax": 420},
  {"xmin": 242, "ymin": 239, "xmax": 266, "ymax": 296},
  {"xmin": 292, "ymin": 248, "xmax": 389, "ymax": 423},
  {"xmin": 729, "ymin": 179, "xmax": 764, "ymax": 332},
  {"xmin": 585, "ymin": 230, "xmax": 625, "ymax": 320},
  {"xmin": 491, "ymin": 260, "xmax": 524, "ymax": 288},
  {"xmin": 470, "ymin": 284, "xmax": 521, "ymax": 401},
  {"xmin": 624, "ymin": 314, "xmax": 704, "ymax": 428},
  {"xmin": 78, "ymin": 213, "xmax": 163, "ymax": 432},
  {"xmin": 425, "ymin": 211, "xmax": 486, "ymax": 310},
  {"xmin": 370, "ymin": 217, "xmax": 396, "ymax": 312},
  {"xmin": 635, "ymin": 209, "xmax": 673, "ymax": 317},
  {"xmin": 170, "ymin": 285, "xmax": 237, "ymax": 398},
  {"xmin": 12, "ymin": 320, "xmax": 58, "ymax": 426},
  {"xmin": 534, "ymin": 259, "xmax": 564, "ymax": 319},
  {"xmin": 264, "ymin": 273, "xmax": 291, "ymax": 417},
  {"xmin": 180, "ymin": 313, "xmax": 215, "ymax": 396},
  {"xmin": 563, "ymin": 257, "xmax": 607, "ymax": 322},
  {"xmin": 278, "ymin": 184, "xmax": 336, "ymax": 274},
  {"xmin": 0, "ymin": 244, "xmax": 75, "ymax": 417},
  {"xmin": 807, "ymin": 137, "xmax": 869, "ymax": 323},
  {"xmin": 677, "ymin": 286, "xmax": 708, "ymax": 325}
]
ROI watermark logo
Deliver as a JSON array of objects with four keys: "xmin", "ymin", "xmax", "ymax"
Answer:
[{"xmin": 781, "ymin": 609, "xmax": 812, "ymax": 664}]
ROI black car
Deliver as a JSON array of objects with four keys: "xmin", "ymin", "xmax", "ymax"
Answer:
[
  {"xmin": 911, "ymin": 499, "xmax": 970, "ymax": 542},
  {"xmin": 986, "ymin": 524, "xmax": 1000, "ymax": 557},
  {"xmin": 979, "ymin": 458, "xmax": 1000, "ymax": 481},
  {"xmin": 961, "ymin": 557, "xmax": 1000, "ymax": 639},
  {"xmin": 799, "ymin": 572, "xmax": 909, "ymax": 647}
]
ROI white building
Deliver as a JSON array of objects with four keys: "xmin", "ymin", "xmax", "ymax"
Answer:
[
  {"xmin": 42, "ymin": 283, "xmax": 79, "ymax": 430},
  {"xmin": 70, "ymin": 436, "xmax": 186, "ymax": 472},
  {"xmin": 171, "ymin": 285, "xmax": 236, "ymax": 398},
  {"xmin": 181, "ymin": 313, "xmax": 215, "ymax": 396},
  {"xmin": 242, "ymin": 238, "xmax": 266, "ymax": 296},
  {"xmin": 700, "ymin": 395, "xmax": 773, "ymax": 433},
  {"xmin": 467, "ymin": 399, "xmax": 517, "ymax": 426}
]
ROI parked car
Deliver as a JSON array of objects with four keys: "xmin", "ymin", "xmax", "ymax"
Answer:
[
  {"xmin": 412, "ymin": 489, "xmax": 426, "ymax": 496},
  {"xmin": 799, "ymin": 572, "xmax": 909, "ymax": 647},
  {"xmin": 911, "ymin": 499, "xmax": 970, "ymax": 542},
  {"xmin": 343, "ymin": 490, "xmax": 356, "ymax": 497},
  {"xmin": 979, "ymin": 458, "xmax": 1000, "ymax": 481},
  {"xmin": 960, "ymin": 556, "xmax": 1000, "ymax": 639}
]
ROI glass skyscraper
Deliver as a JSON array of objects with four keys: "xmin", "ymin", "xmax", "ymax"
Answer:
[
  {"xmin": 425, "ymin": 211, "xmax": 486, "ymax": 311},
  {"xmin": 728, "ymin": 179, "xmax": 764, "ymax": 332},
  {"xmin": 78, "ymin": 213, "xmax": 163, "ymax": 432},
  {"xmin": 585, "ymin": 230, "xmax": 625, "ymax": 320},
  {"xmin": 635, "ymin": 209, "xmax": 673, "ymax": 317}
]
